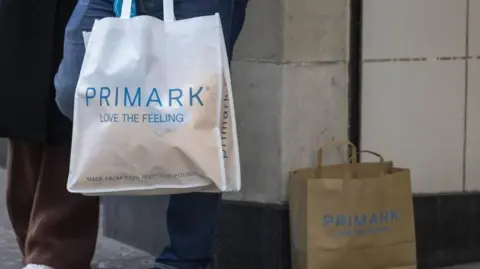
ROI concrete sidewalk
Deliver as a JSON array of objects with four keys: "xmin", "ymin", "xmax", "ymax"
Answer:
[{"xmin": 0, "ymin": 167, "xmax": 479, "ymax": 269}]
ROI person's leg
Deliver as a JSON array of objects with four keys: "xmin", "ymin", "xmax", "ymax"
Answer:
[
  {"xmin": 35, "ymin": 0, "xmax": 115, "ymax": 267},
  {"xmin": 229, "ymin": 0, "xmax": 248, "ymax": 59},
  {"xmin": 135, "ymin": 0, "xmax": 248, "ymax": 268},
  {"xmin": 219, "ymin": 0, "xmax": 249, "ymax": 61},
  {"xmin": 6, "ymin": 140, "xmax": 44, "ymax": 262},
  {"xmin": 23, "ymin": 143, "xmax": 99, "ymax": 269},
  {"xmin": 157, "ymin": 193, "xmax": 222, "ymax": 268}
]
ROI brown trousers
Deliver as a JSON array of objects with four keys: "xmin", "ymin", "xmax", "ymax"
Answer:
[{"xmin": 6, "ymin": 139, "xmax": 99, "ymax": 269}]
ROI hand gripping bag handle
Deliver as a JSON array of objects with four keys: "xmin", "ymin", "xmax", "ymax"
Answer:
[{"xmin": 120, "ymin": 0, "xmax": 176, "ymax": 22}]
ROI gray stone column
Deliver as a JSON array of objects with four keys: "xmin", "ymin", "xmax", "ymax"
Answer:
[{"xmin": 224, "ymin": 0, "xmax": 349, "ymax": 203}]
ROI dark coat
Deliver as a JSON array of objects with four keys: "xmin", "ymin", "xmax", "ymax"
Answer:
[{"xmin": 0, "ymin": 0, "xmax": 76, "ymax": 144}]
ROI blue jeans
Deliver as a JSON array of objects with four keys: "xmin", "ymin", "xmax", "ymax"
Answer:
[{"xmin": 55, "ymin": 0, "xmax": 247, "ymax": 268}]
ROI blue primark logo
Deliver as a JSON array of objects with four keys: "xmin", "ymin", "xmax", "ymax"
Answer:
[
  {"xmin": 323, "ymin": 210, "xmax": 399, "ymax": 236},
  {"xmin": 84, "ymin": 86, "xmax": 205, "ymax": 107}
]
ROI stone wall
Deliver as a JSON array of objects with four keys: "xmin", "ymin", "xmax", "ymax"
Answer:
[{"xmin": 223, "ymin": 0, "xmax": 350, "ymax": 203}]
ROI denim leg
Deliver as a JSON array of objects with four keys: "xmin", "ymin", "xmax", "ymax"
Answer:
[
  {"xmin": 229, "ymin": 0, "xmax": 248, "ymax": 59},
  {"xmin": 220, "ymin": 0, "xmax": 248, "ymax": 61},
  {"xmin": 156, "ymin": 192, "xmax": 222, "ymax": 268},
  {"xmin": 54, "ymin": 0, "xmax": 115, "ymax": 120}
]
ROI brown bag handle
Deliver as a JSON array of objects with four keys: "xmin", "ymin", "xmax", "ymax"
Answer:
[
  {"xmin": 348, "ymin": 150, "xmax": 385, "ymax": 164},
  {"xmin": 349, "ymin": 150, "xmax": 387, "ymax": 177},
  {"xmin": 317, "ymin": 140, "xmax": 358, "ymax": 167}
]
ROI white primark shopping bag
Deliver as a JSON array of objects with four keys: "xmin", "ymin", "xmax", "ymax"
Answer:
[{"xmin": 68, "ymin": 0, "xmax": 241, "ymax": 195}]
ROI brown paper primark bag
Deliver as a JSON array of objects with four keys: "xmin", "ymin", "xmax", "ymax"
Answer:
[{"xmin": 289, "ymin": 141, "xmax": 416, "ymax": 269}]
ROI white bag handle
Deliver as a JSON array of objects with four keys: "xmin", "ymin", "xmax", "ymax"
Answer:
[
  {"xmin": 163, "ymin": 0, "xmax": 176, "ymax": 22},
  {"xmin": 120, "ymin": 0, "xmax": 133, "ymax": 19},
  {"xmin": 120, "ymin": 0, "xmax": 176, "ymax": 22}
]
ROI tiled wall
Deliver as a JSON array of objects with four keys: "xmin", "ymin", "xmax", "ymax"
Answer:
[{"xmin": 361, "ymin": 0, "xmax": 480, "ymax": 193}]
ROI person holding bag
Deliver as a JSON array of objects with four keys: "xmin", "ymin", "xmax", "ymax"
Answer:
[{"xmin": 55, "ymin": 0, "xmax": 248, "ymax": 269}]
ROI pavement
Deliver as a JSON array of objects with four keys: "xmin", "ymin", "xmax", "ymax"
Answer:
[{"xmin": 0, "ymin": 167, "xmax": 479, "ymax": 269}]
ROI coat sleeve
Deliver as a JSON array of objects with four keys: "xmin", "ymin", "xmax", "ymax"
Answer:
[
  {"xmin": 54, "ymin": 2, "xmax": 96, "ymax": 121},
  {"xmin": 54, "ymin": 76, "xmax": 76, "ymax": 121}
]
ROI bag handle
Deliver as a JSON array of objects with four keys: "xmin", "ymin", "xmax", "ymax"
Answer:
[
  {"xmin": 317, "ymin": 140, "xmax": 357, "ymax": 167},
  {"xmin": 120, "ymin": 0, "xmax": 133, "ymax": 19},
  {"xmin": 348, "ymin": 150, "xmax": 385, "ymax": 164},
  {"xmin": 121, "ymin": 0, "xmax": 176, "ymax": 22},
  {"xmin": 348, "ymin": 150, "xmax": 387, "ymax": 177},
  {"xmin": 163, "ymin": 0, "xmax": 176, "ymax": 22}
]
